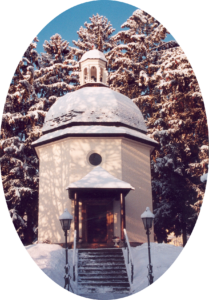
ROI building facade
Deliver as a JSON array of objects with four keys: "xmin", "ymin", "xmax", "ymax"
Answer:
[{"xmin": 33, "ymin": 49, "xmax": 157, "ymax": 246}]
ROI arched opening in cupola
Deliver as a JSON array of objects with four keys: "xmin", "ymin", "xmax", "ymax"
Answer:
[
  {"xmin": 90, "ymin": 66, "xmax": 97, "ymax": 82},
  {"xmin": 100, "ymin": 67, "xmax": 103, "ymax": 83},
  {"xmin": 84, "ymin": 68, "xmax": 88, "ymax": 83}
]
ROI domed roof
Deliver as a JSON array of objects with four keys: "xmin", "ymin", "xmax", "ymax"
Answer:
[
  {"xmin": 42, "ymin": 87, "xmax": 147, "ymax": 133},
  {"xmin": 79, "ymin": 49, "xmax": 107, "ymax": 63}
]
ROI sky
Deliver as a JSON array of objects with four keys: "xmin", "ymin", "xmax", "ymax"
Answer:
[{"xmin": 35, "ymin": 0, "xmax": 174, "ymax": 54}]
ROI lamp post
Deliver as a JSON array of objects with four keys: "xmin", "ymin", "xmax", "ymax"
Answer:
[
  {"xmin": 59, "ymin": 208, "xmax": 73, "ymax": 292},
  {"xmin": 141, "ymin": 207, "xmax": 155, "ymax": 285},
  {"xmin": 200, "ymin": 172, "xmax": 209, "ymax": 210},
  {"xmin": 200, "ymin": 173, "xmax": 209, "ymax": 183}
]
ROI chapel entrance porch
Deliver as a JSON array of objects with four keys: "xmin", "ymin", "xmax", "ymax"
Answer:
[
  {"xmin": 66, "ymin": 166, "xmax": 134, "ymax": 248},
  {"xmin": 70, "ymin": 190, "xmax": 127, "ymax": 248}
]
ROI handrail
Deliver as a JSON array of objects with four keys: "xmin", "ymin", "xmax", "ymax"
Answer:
[
  {"xmin": 72, "ymin": 230, "xmax": 77, "ymax": 282},
  {"xmin": 123, "ymin": 228, "xmax": 134, "ymax": 284}
]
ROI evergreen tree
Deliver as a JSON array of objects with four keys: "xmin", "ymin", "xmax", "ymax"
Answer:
[
  {"xmin": 73, "ymin": 13, "xmax": 117, "ymax": 60},
  {"xmin": 110, "ymin": 9, "xmax": 208, "ymax": 245},
  {"xmin": 141, "ymin": 46, "xmax": 208, "ymax": 245},
  {"xmin": 106, "ymin": 9, "xmax": 168, "ymax": 99},
  {"xmin": 1, "ymin": 38, "xmax": 43, "ymax": 244},
  {"xmin": 1, "ymin": 34, "xmax": 80, "ymax": 244},
  {"xmin": 35, "ymin": 33, "xmax": 79, "ymax": 100}
]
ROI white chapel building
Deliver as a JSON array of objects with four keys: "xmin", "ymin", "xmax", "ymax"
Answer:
[{"xmin": 32, "ymin": 49, "xmax": 157, "ymax": 247}]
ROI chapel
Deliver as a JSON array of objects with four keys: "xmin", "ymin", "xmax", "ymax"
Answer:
[{"xmin": 33, "ymin": 49, "xmax": 157, "ymax": 247}]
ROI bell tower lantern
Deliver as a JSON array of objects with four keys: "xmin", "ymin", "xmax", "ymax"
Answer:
[{"xmin": 79, "ymin": 49, "xmax": 108, "ymax": 87}]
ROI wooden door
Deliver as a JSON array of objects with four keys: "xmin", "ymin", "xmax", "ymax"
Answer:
[
  {"xmin": 106, "ymin": 202, "xmax": 114, "ymax": 243},
  {"xmin": 87, "ymin": 204, "xmax": 107, "ymax": 243},
  {"xmin": 82, "ymin": 198, "xmax": 113, "ymax": 244}
]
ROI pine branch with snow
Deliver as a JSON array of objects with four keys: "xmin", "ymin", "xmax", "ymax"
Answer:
[
  {"xmin": 106, "ymin": 9, "xmax": 169, "ymax": 98},
  {"xmin": 1, "ymin": 38, "xmax": 41, "ymax": 244},
  {"xmin": 73, "ymin": 13, "xmax": 116, "ymax": 57},
  {"xmin": 144, "ymin": 46, "xmax": 208, "ymax": 244},
  {"xmin": 35, "ymin": 34, "xmax": 79, "ymax": 99}
]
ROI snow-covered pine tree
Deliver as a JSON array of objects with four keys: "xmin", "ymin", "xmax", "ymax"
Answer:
[
  {"xmin": 72, "ymin": 13, "xmax": 117, "ymax": 61},
  {"xmin": 143, "ymin": 46, "xmax": 208, "ymax": 245},
  {"xmin": 1, "ymin": 38, "xmax": 45, "ymax": 244},
  {"xmin": 1, "ymin": 34, "xmax": 80, "ymax": 244},
  {"xmin": 35, "ymin": 33, "xmax": 79, "ymax": 100},
  {"xmin": 106, "ymin": 9, "xmax": 168, "ymax": 99}
]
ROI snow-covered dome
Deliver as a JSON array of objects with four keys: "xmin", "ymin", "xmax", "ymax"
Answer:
[
  {"xmin": 79, "ymin": 49, "xmax": 107, "ymax": 63},
  {"xmin": 42, "ymin": 87, "xmax": 147, "ymax": 133}
]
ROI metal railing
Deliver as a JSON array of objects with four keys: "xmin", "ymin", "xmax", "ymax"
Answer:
[
  {"xmin": 123, "ymin": 228, "xmax": 134, "ymax": 284},
  {"xmin": 72, "ymin": 230, "xmax": 77, "ymax": 282}
]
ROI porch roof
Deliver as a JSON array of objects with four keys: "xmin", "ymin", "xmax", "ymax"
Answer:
[{"xmin": 66, "ymin": 166, "xmax": 135, "ymax": 190}]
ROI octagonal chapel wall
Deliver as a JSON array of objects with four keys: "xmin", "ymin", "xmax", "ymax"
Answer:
[
  {"xmin": 36, "ymin": 137, "xmax": 121, "ymax": 243},
  {"xmin": 36, "ymin": 136, "xmax": 153, "ymax": 244},
  {"xmin": 121, "ymin": 138, "xmax": 154, "ymax": 243}
]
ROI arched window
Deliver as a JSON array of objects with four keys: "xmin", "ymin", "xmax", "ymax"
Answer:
[{"xmin": 90, "ymin": 66, "xmax": 97, "ymax": 82}]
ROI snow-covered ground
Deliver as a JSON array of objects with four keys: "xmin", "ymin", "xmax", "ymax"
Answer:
[{"xmin": 26, "ymin": 243, "xmax": 182, "ymax": 299}]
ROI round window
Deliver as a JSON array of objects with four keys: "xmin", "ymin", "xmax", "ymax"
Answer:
[{"xmin": 89, "ymin": 153, "xmax": 102, "ymax": 166}]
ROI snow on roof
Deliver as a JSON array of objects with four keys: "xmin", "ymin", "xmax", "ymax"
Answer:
[
  {"xmin": 79, "ymin": 49, "xmax": 107, "ymax": 63},
  {"xmin": 32, "ymin": 125, "xmax": 158, "ymax": 147},
  {"xmin": 66, "ymin": 166, "xmax": 135, "ymax": 190},
  {"xmin": 42, "ymin": 87, "xmax": 147, "ymax": 133}
]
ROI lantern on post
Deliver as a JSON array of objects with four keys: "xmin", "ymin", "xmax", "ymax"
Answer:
[
  {"xmin": 59, "ymin": 209, "xmax": 73, "ymax": 292},
  {"xmin": 141, "ymin": 207, "xmax": 154, "ymax": 285}
]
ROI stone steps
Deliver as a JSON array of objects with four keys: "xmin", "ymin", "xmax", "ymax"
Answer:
[
  {"xmin": 77, "ymin": 248, "xmax": 130, "ymax": 294},
  {"xmin": 78, "ymin": 278, "xmax": 129, "ymax": 283},
  {"xmin": 78, "ymin": 269, "xmax": 127, "ymax": 274}
]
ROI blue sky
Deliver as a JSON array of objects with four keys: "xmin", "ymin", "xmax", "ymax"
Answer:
[{"xmin": 35, "ymin": 0, "xmax": 174, "ymax": 54}]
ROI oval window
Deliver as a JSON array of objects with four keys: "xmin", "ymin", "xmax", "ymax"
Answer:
[{"xmin": 89, "ymin": 153, "xmax": 102, "ymax": 166}]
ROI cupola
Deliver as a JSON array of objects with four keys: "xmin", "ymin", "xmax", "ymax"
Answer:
[{"xmin": 78, "ymin": 49, "xmax": 108, "ymax": 87}]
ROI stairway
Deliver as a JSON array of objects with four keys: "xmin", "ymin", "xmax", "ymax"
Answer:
[{"xmin": 77, "ymin": 248, "xmax": 130, "ymax": 294}]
